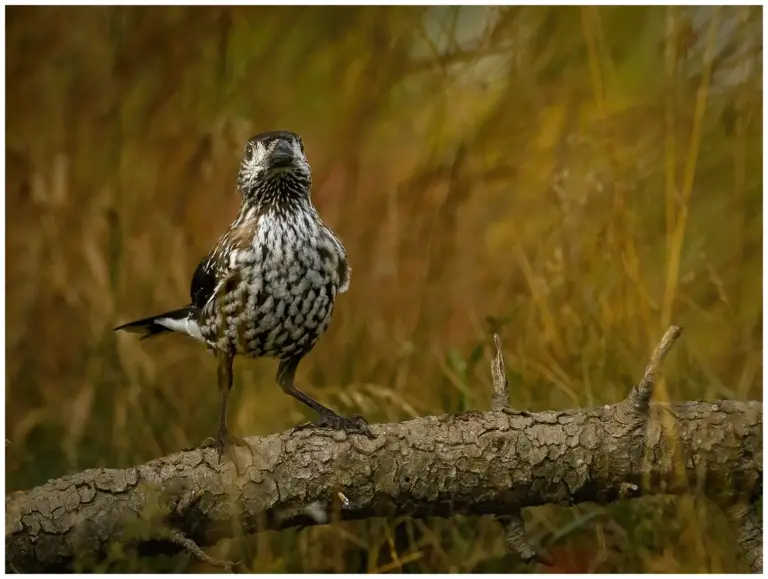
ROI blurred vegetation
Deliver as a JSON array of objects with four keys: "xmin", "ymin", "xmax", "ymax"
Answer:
[{"xmin": 5, "ymin": 5, "xmax": 762, "ymax": 573}]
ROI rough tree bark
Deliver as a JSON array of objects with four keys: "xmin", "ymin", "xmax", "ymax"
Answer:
[{"xmin": 5, "ymin": 327, "xmax": 762, "ymax": 573}]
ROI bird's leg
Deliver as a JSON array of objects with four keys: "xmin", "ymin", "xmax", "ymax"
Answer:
[
  {"xmin": 201, "ymin": 350, "xmax": 248, "ymax": 461},
  {"xmin": 277, "ymin": 356, "xmax": 373, "ymax": 437}
]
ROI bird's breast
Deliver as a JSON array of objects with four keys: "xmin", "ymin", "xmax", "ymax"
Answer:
[{"xmin": 205, "ymin": 212, "xmax": 343, "ymax": 358}]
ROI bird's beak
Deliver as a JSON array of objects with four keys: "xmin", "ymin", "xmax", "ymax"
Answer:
[{"xmin": 270, "ymin": 141, "xmax": 295, "ymax": 168}]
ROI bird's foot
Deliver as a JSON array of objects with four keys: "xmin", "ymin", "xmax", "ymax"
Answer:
[
  {"xmin": 295, "ymin": 412, "xmax": 374, "ymax": 438},
  {"xmin": 200, "ymin": 427, "xmax": 249, "ymax": 462}
]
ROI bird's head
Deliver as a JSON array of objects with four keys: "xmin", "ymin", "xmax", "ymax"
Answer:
[{"xmin": 237, "ymin": 131, "xmax": 312, "ymax": 209}]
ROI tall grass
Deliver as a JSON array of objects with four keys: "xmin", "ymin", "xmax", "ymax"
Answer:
[{"xmin": 6, "ymin": 5, "xmax": 762, "ymax": 572}]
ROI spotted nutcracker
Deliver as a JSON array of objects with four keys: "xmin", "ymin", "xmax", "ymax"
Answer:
[{"xmin": 115, "ymin": 131, "xmax": 372, "ymax": 459}]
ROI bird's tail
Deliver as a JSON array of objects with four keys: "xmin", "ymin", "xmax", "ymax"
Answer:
[{"xmin": 113, "ymin": 305, "xmax": 203, "ymax": 342}]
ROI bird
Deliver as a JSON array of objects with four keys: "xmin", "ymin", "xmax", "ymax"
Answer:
[{"xmin": 114, "ymin": 130, "xmax": 372, "ymax": 459}]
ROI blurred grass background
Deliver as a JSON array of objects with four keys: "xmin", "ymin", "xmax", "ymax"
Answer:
[{"xmin": 5, "ymin": 5, "xmax": 762, "ymax": 573}]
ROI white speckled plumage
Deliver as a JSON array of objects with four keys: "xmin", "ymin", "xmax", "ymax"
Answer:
[{"xmin": 197, "ymin": 206, "xmax": 348, "ymax": 359}]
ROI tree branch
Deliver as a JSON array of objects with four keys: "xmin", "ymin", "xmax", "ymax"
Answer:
[
  {"xmin": 5, "ymin": 327, "xmax": 762, "ymax": 572},
  {"xmin": 725, "ymin": 503, "xmax": 763, "ymax": 574}
]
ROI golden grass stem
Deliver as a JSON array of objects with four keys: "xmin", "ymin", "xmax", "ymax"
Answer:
[{"xmin": 661, "ymin": 7, "xmax": 722, "ymax": 333}]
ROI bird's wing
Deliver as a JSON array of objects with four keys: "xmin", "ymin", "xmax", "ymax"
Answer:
[
  {"xmin": 321, "ymin": 226, "xmax": 351, "ymax": 293},
  {"xmin": 191, "ymin": 220, "xmax": 260, "ymax": 311},
  {"xmin": 190, "ymin": 254, "xmax": 217, "ymax": 309}
]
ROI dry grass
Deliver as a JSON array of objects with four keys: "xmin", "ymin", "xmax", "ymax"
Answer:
[{"xmin": 5, "ymin": 5, "xmax": 762, "ymax": 573}]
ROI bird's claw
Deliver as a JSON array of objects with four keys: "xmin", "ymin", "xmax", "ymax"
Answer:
[{"xmin": 295, "ymin": 413, "xmax": 374, "ymax": 438}]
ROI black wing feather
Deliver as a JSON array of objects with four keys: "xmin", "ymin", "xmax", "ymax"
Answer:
[{"xmin": 190, "ymin": 255, "xmax": 217, "ymax": 309}]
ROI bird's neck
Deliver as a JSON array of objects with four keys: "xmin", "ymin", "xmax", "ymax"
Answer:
[{"xmin": 237, "ymin": 176, "xmax": 315, "ymax": 224}]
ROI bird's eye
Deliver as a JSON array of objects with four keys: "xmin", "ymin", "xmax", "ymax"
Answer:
[
  {"xmin": 244, "ymin": 143, "xmax": 254, "ymax": 161},
  {"xmin": 297, "ymin": 138, "xmax": 304, "ymax": 153}
]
